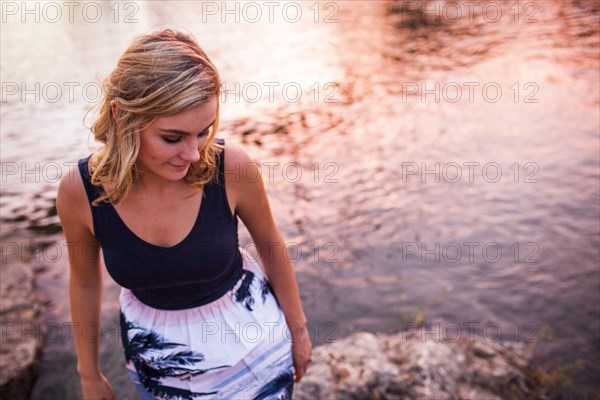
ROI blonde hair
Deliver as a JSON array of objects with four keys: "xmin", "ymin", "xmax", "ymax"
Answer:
[{"xmin": 89, "ymin": 28, "xmax": 222, "ymax": 205}]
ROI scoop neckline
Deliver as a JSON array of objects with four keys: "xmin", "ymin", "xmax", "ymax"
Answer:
[
  {"xmin": 82, "ymin": 152, "xmax": 218, "ymax": 249},
  {"xmin": 108, "ymin": 186, "xmax": 206, "ymax": 250}
]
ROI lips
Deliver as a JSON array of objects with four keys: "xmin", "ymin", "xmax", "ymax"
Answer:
[{"xmin": 169, "ymin": 163, "xmax": 190, "ymax": 169}]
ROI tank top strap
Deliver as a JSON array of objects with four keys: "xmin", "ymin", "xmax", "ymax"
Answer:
[
  {"xmin": 215, "ymin": 137, "xmax": 225, "ymax": 184},
  {"xmin": 210, "ymin": 137, "xmax": 236, "ymax": 221},
  {"xmin": 77, "ymin": 154, "xmax": 105, "ymax": 206}
]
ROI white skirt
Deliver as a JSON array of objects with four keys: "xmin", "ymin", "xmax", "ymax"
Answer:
[{"xmin": 118, "ymin": 248, "xmax": 294, "ymax": 399}]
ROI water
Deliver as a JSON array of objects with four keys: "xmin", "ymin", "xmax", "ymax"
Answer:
[{"xmin": 1, "ymin": 1, "xmax": 598, "ymax": 398}]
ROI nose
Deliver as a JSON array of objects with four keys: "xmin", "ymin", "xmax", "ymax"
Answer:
[{"xmin": 179, "ymin": 138, "xmax": 201, "ymax": 163}]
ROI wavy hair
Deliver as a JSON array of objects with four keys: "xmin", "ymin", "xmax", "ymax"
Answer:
[{"xmin": 89, "ymin": 28, "xmax": 222, "ymax": 205}]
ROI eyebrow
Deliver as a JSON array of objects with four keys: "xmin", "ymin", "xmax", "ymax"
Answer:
[{"xmin": 158, "ymin": 118, "xmax": 217, "ymax": 136}]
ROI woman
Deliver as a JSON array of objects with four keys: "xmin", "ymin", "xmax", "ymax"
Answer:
[{"xmin": 56, "ymin": 28, "xmax": 312, "ymax": 399}]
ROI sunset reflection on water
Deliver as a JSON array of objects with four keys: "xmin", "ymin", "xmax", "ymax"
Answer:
[{"xmin": 1, "ymin": 1, "xmax": 598, "ymax": 398}]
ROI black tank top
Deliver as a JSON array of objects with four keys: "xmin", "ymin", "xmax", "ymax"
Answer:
[{"xmin": 77, "ymin": 138, "xmax": 244, "ymax": 310}]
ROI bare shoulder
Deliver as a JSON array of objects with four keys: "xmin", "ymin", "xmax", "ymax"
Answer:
[
  {"xmin": 222, "ymin": 139, "xmax": 264, "ymax": 216},
  {"xmin": 56, "ymin": 158, "xmax": 94, "ymax": 236},
  {"xmin": 57, "ymin": 158, "xmax": 100, "ymax": 274},
  {"xmin": 223, "ymin": 140, "xmax": 254, "ymax": 168},
  {"xmin": 221, "ymin": 140, "xmax": 279, "ymax": 240},
  {"xmin": 222, "ymin": 139, "xmax": 261, "ymax": 185},
  {"xmin": 57, "ymin": 162, "xmax": 86, "ymax": 208}
]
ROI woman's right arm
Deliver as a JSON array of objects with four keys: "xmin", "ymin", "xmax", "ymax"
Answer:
[{"xmin": 56, "ymin": 167, "xmax": 115, "ymax": 400}]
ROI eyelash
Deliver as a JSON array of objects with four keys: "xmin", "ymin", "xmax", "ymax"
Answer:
[{"xmin": 162, "ymin": 128, "xmax": 210, "ymax": 144}]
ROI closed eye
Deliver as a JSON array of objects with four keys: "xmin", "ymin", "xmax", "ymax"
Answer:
[
  {"xmin": 199, "ymin": 127, "xmax": 211, "ymax": 137},
  {"xmin": 162, "ymin": 127, "xmax": 212, "ymax": 144}
]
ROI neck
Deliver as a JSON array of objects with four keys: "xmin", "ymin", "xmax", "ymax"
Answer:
[{"xmin": 133, "ymin": 171, "xmax": 188, "ymax": 197}]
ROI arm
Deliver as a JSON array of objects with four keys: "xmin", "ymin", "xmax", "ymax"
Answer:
[
  {"xmin": 56, "ymin": 167, "xmax": 115, "ymax": 399},
  {"xmin": 226, "ymin": 144, "xmax": 312, "ymax": 381}
]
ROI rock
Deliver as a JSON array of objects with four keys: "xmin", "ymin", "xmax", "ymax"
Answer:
[
  {"xmin": 0, "ymin": 234, "xmax": 43, "ymax": 400},
  {"xmin": 294, "ymin": 329, "xmax": 545, "ymax": 400}
]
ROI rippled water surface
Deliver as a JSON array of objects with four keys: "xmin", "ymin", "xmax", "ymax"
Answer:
[{"xmin": 1, "ymin": 1, "xmax": 599, "ymax": 398}]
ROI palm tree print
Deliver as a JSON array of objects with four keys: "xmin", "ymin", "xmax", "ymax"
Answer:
[
  {"xmin": 252, "ymin": 369, "xmax": 294, "ymax": 400},
  {"xmin": 120, "ymin": 312, "xmax": 230, "ymax": 399},
  {"xmin": 235, "ymin": 270, "xmax": 256, "ymax": 311},
  {"xmin": 260, "ymin": 277, "xmax": 271, "ymax": 304},
  {"xmin": 235, "ymin": 270, "xmax": 273, "ymax": 312}
]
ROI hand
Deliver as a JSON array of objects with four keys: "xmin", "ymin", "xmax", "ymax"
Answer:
[
  {"xmin": 81, "ymin": 372, "xmax": 116, "ymax": 400},
  {"xmin": 290, "ymin": 323, "xmax": 313, "ymax": 383}
]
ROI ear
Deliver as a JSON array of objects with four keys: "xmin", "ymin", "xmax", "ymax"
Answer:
[{"xmin": 110, "ymin": 99, "xmax": 119, "ymax": 120}]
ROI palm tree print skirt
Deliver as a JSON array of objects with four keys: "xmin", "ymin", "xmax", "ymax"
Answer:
[{"xmin": 118, "ymin": 250, "xmax": 294, "ymax": 399}]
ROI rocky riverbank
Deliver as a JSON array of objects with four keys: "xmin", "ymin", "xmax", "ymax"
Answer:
[
  {"xmin": 295, "ymin": 329, "xmax": 549, "ymax": 400},
  {"xmin": 0, "ymin": 230, "xmax": 552, "ymax": 400},
  {"xmin": 0, "ymin": 227, "xmax": 550, "ymax": 400},
  {"xmin": 0, "ymin": 230, "xmax": 43, "ymax": 400}
]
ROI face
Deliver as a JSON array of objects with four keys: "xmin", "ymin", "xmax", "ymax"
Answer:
[{"xmin": 134, "ymin": 97, "xmax": 218, "ymax": 184}]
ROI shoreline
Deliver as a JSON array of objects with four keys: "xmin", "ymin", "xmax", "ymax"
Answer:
[
  {"xmin": 0, "ymin": 229, "xmax": 44, "ymax": 400},
  {"xmin": 0, "ymin": 229, "xmax": 558, "ymax": 399}
]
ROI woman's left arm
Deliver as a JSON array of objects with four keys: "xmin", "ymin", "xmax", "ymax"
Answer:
[{"xmin": 227, "ymin": 143, "xmax": 312, "ymax": 382}]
